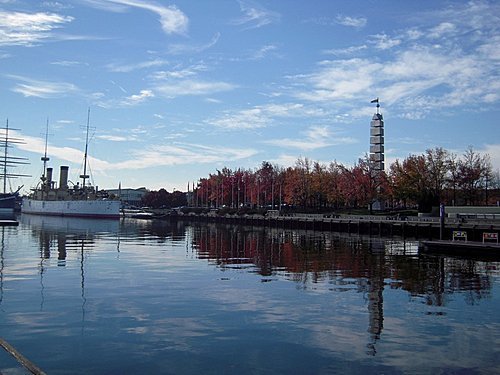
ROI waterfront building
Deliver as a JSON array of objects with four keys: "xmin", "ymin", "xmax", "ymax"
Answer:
[{"xmin": 106, "ymin": 187, "xmax": 148, "ymax": 207}]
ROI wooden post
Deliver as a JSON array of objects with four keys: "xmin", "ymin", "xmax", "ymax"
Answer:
[{"xmin": 0, "ymin": 338, "xmax": 46, "ymax": 375}]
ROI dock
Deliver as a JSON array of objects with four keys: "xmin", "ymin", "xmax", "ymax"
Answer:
[
  {"xmin": 0, "ymin": 219, "xmax": 18, "ymax": 226},
  {"xmin": 174, "ymin": 212, "xmax": 500, "ymax": 240}
]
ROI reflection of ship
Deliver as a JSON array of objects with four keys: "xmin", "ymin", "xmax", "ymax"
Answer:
[
  {"xmin": 22, "ymin": 213, "xmax": 120, "ymax": 234},
  {"xmin": 0, "ymin": 120, "xmax": 29, "ymax": 213},
  {"xmin": 21, "ymin": 112, "xmax": 120, "ymax": 219}
]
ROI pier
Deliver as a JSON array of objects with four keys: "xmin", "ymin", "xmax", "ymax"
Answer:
[{"xmin": 173, "ymin": 212, "xmax": 500, "ymax": 241}]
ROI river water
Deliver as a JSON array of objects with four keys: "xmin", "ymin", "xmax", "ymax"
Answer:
[{"xmin": 0, "ymin": 214, "xmax": 499, "ymax": 374}]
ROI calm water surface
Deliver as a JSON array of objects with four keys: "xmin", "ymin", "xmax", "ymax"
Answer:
[{"xmin": 0, "ymin": 214, "xmax": 499, "ymax": 374}]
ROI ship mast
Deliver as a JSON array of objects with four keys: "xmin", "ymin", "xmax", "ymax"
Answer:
[
  {"xmin": 41, "ymin": 118, "xmax": 50, "ymax": 184},
  {"xmin": 0, "ymin": 119, "xmax": 29, "ymax": 194},
  {"xmin": 80, "ymin": 108, "xmax": 91, "ymax": 192},
  {"xmin": 2, "ymin": 120, "xmax": 8, "ymax": 194}
]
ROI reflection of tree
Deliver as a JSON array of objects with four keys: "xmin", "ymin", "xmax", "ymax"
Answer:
[
  {"xmin": 191, "ymin": 224, "xmax": 496, "ymax": 304},
  {"xmin": 191, "ymin": 223, "xmax": 498, "ymax": 355},
  {"xmin": 390, "ymin": 255, "xmax": 494, "ymax": 307}
]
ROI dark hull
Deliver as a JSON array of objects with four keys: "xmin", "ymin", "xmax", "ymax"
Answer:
[{"xmin": 0, "ymin": 194, "xmax": 17, "ymax": 211}]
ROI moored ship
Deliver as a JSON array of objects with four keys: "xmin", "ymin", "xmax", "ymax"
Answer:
[
  {"xmin": 21, "ymin": 112, "xmax": 120, "ymax": 219},
  {"xmin": 21, "ymin": 165, "xmax": 120, "ymax": 218}
]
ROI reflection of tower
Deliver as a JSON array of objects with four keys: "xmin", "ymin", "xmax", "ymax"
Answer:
[
  {"xmin": 370, "ymin": 98, "xmax": 385, "ymax": 211},
  {"xmin": 366, "ymin": 238, "xmax": 385, "ymax": 356}
]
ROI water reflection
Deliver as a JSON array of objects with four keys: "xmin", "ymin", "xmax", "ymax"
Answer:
[
  {"xmin": 189, "ymin": 222, "xmax": 499, "ymax": 356},
  {"xmin": 189, "ymin": 222, "xmax": 497, "ymax": 297},
  {"xmin": 1, "ymin": 216, "xmax": 497, "ymax": 373}
]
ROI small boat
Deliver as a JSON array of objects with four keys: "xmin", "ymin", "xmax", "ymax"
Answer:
[
  {"xmin": 121, "ymin": 208, "xmax": 154, "ymax": 219},
  {"xmin": 21, "ymin": 112, "xmax": 120, "ymax": 219},
  {"xmin": 0, "ymin": 120, "xmax": 29, "ymax": 214}
]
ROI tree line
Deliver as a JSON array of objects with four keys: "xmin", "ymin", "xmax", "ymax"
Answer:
[{"xmin": 186, "ymin": 146, "xmax": 498, "ymax": 213}]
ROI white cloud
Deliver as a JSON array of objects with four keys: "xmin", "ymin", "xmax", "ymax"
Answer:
[
  {"xmin": 323, "ymin": 45, "xmax": 367, "ymax": 56},
  {"xmin": 477, "ymin": 35, "xmax": 500, "ymax": 61},
  {"xmin": 294, "ymin": 8, "xmax": 500, "ymax": 116},
  {"xmin": 42, "ymin": 2, "xmax": 73, "ymax": 11},
  {"xmin": 250, "ymin": 44, "xmax": 278, "ymax": 60},
  {"xmin": 96, "ymin": 94, "xmax": 146, "ymax": 109},
  {"xmin": 155, "ymin": 80, "xmax": 235, "ymax": 98},
  {"xmin": 113, "ymin": 142, "xmax": 258, "ymax": 170},
  {"xmin": 150, "ymin": 63, "xmax": 207, "ymax": 80},
  {"xmin": 232, "ymin": 0, "xmax": 280, "ymax": 29},
  {"xmin": 207, "ymin": 103, "xmax": 315, "ymax": 130},
  {"xmin": 427, "ymin": 22, "xmax": 456, "ymax": 39},
  {"xmin": 336, "ymin": 15, "xmax": 367, "ymax": 28},
  {"xmin": 295, "ymin": 58, "xmax": 380, "ymax": 102},
  {"xmin": 16, "ymin": 130, "xmax": 257, "ymax": 173},
  {"xmin": 8, "ymin": 75, "xmax": 79, "ymax": 98},
  {"xmin": 167, "ymin": 32, "xmax": 220, "ymax": 55},
  {"xmin": 86, "ymin": 0, "xmax": 188, "ymax": 35},
  {"xmin": 50, "ymin": 60, "xmax": 88, "ymax": 67},
  {"xmin": 97, "ymin": 134, "xmax": 135, "ymax": 142},
  {"xmin": 270, "ymin": 154, "xmax": 299, "ymax": 168},
  {"xmin": 263, "ymin": 125, "xmax": 356, "ymax": 151},
  {"xmin": 208, "ymin": 107, "xmax": 269, "ymax": 129},
  {"xmin": 122, "ymin": 89, "xmax": 154, "ymax": 105},
  {"xmin": 106, "ymin": 59, "xmax": 169, "ymax": 73},
  {"xmin": 15, "ymin": 132, "xmax": 85, "ymax": 166},
  {"xmin": 479, "ymin": 144, "xmax": 500, "ymax": 171},
  {"xmin": 0, "ymin": 10, "xmax": 73, "ymax": 46},
  {"xmin": 370, "ymin": 33, "xmax": 401, "ymax": 50}
]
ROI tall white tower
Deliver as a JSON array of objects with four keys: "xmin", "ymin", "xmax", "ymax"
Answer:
[
  {"xmin": 370, "ymin": 98, "xmax": 384, "ymax": 172},
  {"xmin": 370, "ymin": 98, "xmax": 385, "ymax": 211}
]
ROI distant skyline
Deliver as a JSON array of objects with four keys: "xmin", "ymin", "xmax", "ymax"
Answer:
[{"xmin": 1, "ymin": 0, "xmax": 499, "ymax": 192}]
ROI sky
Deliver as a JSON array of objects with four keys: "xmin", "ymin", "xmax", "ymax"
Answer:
[{"xmin": 0, "ymin": 0, "xmax": 499, "ymax": 193}]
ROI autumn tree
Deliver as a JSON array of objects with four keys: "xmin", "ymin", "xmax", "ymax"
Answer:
[
  {"xmin": 310, "ymin": 161, "xmax": 328, "ymax": 208},
  {"xmin": 389, "ymin": 154, "xmax": 435, "ymax": 212},
  {"xmin": 458, "ymin": 146, "xmax": 492, "ymax": 205},
  {"xmin": 325, "ymin": 162, "xmax": 343, "ymax": 209},
  {"xmin": 425, "ymin": 147, "xmax": 449, "ymax": 204}
]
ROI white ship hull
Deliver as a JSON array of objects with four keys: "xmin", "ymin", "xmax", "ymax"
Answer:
[{"xmin": 22, "ymin": 198, "xmax": 121, "ymax": 219}]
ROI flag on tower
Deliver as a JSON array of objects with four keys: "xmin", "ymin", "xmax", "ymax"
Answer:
[{"xmin": 371, "ymin": 98, "xmax": 379, "ymax": 103}]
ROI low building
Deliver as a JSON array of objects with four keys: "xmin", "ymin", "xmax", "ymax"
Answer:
[
  {"xmin": 105, "ymin": 187, "xmax": 149, "ymax": 207},
  {"xmin": 445, "ymin": 206, "xmax": 500, "ymax": 220}
]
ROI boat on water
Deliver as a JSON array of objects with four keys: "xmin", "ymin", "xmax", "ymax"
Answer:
[
  {"xmin": 121, "ymin": 208, "xmax": 155, "ymax": 219},
  {"xmin": 21, "ymin": 112, "xmax": 120, "ymax": 219},
  {"xmin": 0, "ymin": 120, "xmax": 29, "ymax": 214}
]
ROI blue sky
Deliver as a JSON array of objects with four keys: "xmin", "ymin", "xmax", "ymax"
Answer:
[{"xmin": 1, "ymin": 0, "xmax": 499, "ymax": 192}]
